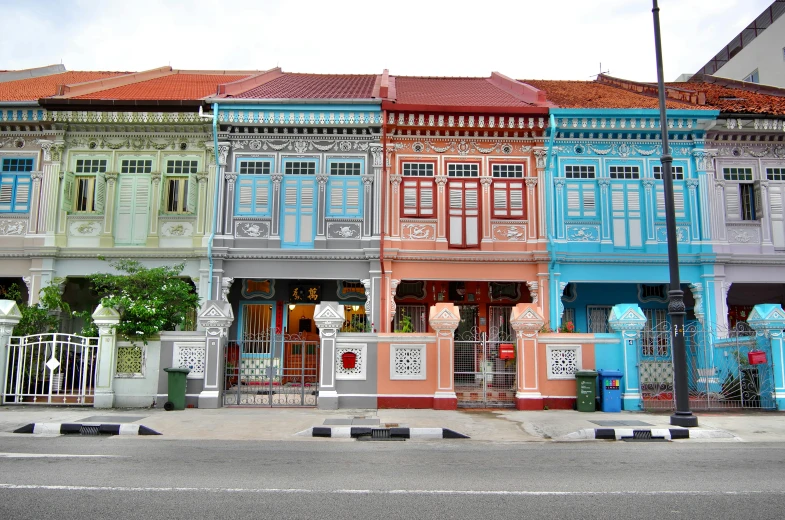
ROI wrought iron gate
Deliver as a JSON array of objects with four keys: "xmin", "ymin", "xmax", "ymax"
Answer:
[
  {"xmin": 455, "ymin": 328, "xmax": 516, "ymax": 408},
  {"xmin": 639, "ymin": 322, "xmax": 777, "ymax": 411},
  {"xmin": 224, "ymin": 330, "xmax": 319, "ymax": 406},
  {"xmin": 4, "ymin": 334, "xmax": 98, "ymax": 405}
]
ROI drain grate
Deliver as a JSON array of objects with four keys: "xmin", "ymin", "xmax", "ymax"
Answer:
[
  {"xmin": 79, "ymin": 425, "xmax": 100, "ymax": 436},
  {"xmin": 621, "ymin": 429, "xmax": 667, "ymax": 442},
  {"xmin": 371, "ymin": 429, "xmax": 391, "ymax": 439}
]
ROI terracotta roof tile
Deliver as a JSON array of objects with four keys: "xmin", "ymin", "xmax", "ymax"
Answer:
[
  {"xmin": 75, "ymin": 73, "xmax": 251, "ymax": 100},
  {"xmin": 233, "ymin": 73, "xmax": 377, "ymax": 99},
  {"xmin": 669, "ymin": 81, "xmax": 785, "ymax": 115},
  {"xmin": 524, "ymin": 79, "xmax": 698, "ymax": 110},
  {"xmin": 0, "ymin": 71, "xmax": 128, "ymax": 102},
  {"xmin": 392, "ymin": 77, "xmax": 533, "ymax": 107}
]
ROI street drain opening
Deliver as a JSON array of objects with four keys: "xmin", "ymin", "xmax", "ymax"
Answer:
[
  {"xmin": 79, "ymin": 425, "xmax": 100, "ymax": 436},
  {"xmin": 621, "ymin": 430, "xmax": 667, "ymax": 442}
]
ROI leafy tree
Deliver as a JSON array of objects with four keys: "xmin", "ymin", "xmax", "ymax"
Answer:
[
  {"xmin": 0, "ymin": 282, "xmax": 62, "ymax": 337},
  {"xmin": 87, "ymin": 259, "xmax": 200, "ymax": 345}
]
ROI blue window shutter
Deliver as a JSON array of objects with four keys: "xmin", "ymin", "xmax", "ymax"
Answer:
[{"xmin": 13, "ymin": 174, "xmax": 31, "ymax": 212}]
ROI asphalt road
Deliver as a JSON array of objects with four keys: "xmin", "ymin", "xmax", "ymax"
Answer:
[{"xmin": 0, "ymin": 436, "xmax": 783, "ymax": 519}]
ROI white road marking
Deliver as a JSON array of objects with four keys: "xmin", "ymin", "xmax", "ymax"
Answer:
[
  {"xmin": 0, "ymin": 453, "xmax": 126, "ymax": 458},
  {"xmin": 0, "ymin": 484, "xmax": 780, "ymax": 496}
]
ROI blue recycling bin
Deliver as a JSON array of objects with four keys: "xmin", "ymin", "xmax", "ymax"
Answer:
[{"xmin": 597, "ymin": 369, "xmax": 623, "ymax": 412}]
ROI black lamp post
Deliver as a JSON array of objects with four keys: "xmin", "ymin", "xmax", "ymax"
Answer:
[{"xmin": 651, "ymin": 0, "xmax": 698, "ymax": 427}]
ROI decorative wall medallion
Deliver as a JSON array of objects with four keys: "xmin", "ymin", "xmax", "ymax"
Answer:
[
  {"xmin": 235, "ymin": 221, "xmax": 270, "ymax": 238},
  {"xmin": 0, "ymin": 219, "xmax": 26, "ymax": 235},
  {"xmin": 492, "ymin": 224, "xmax": 526, "ymax": 241},
  {"xmin": 327, "ymin": 222, "xmax": 360, "ymax": 238},
  {"xmin": 726, "ymin": 226, "xmax": 760, "ymax": 244},
  {"xmin": 501, "ymin": 144, "xmax": 513, "ymax": 154},
  {"xmin": 656, "ymin": 226, "xmax": 689, "ymax": 243},
  {"xmin": 547, "ymin": 346, "xmax": 581, "ymax": 379},
  {"xmin": 391, "ymin": 344, "xmax": 426, "ymax": 380},
  {"xmin": 69, "ymin": 221, "xmax": 101, "ymax": 236},
  {"xmin": 566, "ymin": 225, "xmax": 600, "ymax": 242},
  {"xmin": 401, "ymin": 223, "xmax": 436, "ymax": 240},
  {"xmin": 413, "ymin": 142, "xmax": 425, "ymax": 153},
  {"xmin": 162, "ymin": 221, "xmax": 193, "ymax": 237}
]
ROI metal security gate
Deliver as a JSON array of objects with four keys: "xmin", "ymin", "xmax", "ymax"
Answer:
[
  {"xmin": 4, "ymin": 334, "xmax": 98, "ymax": 405},
  {"xmin": 639, "ymin": 322, "xmax": 777, "ymax": 411},
  {"xmin": 224, "ymin": 330, "xmax": 319, "ymax": 407},
  {"xmin": 455, "ymin": 328, "xmax": 516, "ymax": 408}
]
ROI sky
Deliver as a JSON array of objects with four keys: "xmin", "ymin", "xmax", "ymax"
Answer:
[{"xmin": 0, "ymin": 0, "xmax": 774, "ymax": 82}]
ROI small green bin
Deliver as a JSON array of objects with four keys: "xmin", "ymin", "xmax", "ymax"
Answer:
[
  {"xmin": 575, "ymin": 370, "xmax": 598, "ymax": 412},
  {"xmin": 163, "ymin": 367, "xmax": 191, "ymax": 411}
]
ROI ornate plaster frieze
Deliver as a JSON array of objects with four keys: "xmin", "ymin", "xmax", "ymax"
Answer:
[
  {"xmin": 715, "ymin": 144, "xmax": 785, "ymax": 159},
  {"xmin": 228, "ymin": 137, "xmax": 376, "ymax": 154},
  {"xmin": 692, "ymin": 149, "xmax": 718, "ymax": 171},
  {"xmin": 557, "ymin": 116, "xmax": 696, "ymax": 131},
  {"xmin": 492, "ymin": 224, "xmax": 526, "ymax": 241},
  {"xmin": 401, "ymin": 222, "xmax": 436, "ymax": 240},
  {"xmin": 50, "ymin": 111, "xmax": 205, "ymax": 125},
  {"xmin": 0, "ymin": 219, "xmax": 27, "ymax": 235},
  {"xmin": 389, "ymin": 112, "xmax": 546, "ymax": 131},
  {"xmin": 64, "ymin": 135, "xmax": 209, "ymax": 152}
]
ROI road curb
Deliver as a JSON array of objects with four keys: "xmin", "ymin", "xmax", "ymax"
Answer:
[
  {"xmin": 298, "ymin": 426, "xmax": 469, "ymax": 439},
  {"xmin": 557, "ymin": 427, "xmax": 735, "ymax": 441},
  {"xmin": 13, "ymin": 423, "xmax": 161, "ymax": 436}
]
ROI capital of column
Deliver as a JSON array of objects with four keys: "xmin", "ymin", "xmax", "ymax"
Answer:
[
  {"xmin": 510, "ymin": 303, "xmax": 545, "ymax": 338},
  {"xmin": 428, "ymin": 303, "xmax": 460, "ymax": 332}
]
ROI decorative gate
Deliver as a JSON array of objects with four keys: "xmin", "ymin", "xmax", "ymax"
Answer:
[
  {"xmin": 224, "ymin": 330, "xmax": 319, "ymax": 406},
  {"xmin": 454, "ymin": 329, "xmax": 516, "ymax": 408},
  {"xmin": 639, "ymin": 322, "xmax": 777, "ymax": 411},
  {"xmin": 4, "ymin": 334, "xmax": 98, "ymax": 405}
]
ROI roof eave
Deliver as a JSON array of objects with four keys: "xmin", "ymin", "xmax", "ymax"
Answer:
[
  {"xmin": 207, "ymin": 97, "xmax": 382, "ymax": 105},
  {"xmin": 382, "ymin": 101, "xmax": 548, "ymax": 115},
  {"xmin": 39, "ymin": 98, "xmax": 204, "ymax": 109}
]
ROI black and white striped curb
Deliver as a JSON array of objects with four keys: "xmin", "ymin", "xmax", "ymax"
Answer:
[
  {"xmin": 559, "ymin": 428, "xmax": 734, "ymax": 441},
  {"xmin": 298, "ymin": 426, "xmax": 469, "ymax": 439},
  {"xmin": 13, "ymin": 423, "xmax": 161, "ymax": 436}
]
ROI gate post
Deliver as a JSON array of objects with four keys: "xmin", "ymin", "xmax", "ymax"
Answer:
[
  {"xmin": 510, "ymin": 304, "xmax": 545, "ymax": 410},
  {"xmin": 0, "ymin": 300, "xmax": 22, "ymax": 406},
  {"xmin": 92, "ymin": 304, "xmax": 121, "ymax": 409},
  {"xmin": 314, "ymin": 302, "xmax": 345, "ymax": 410},
  {"xmin": 197, "ymin": 301, "xmax": 234, "ymax": 409},
  {"xmin": 429, "ymin": 303, "xmax": 460, "ymax": 410},
  {"xmin": 608, "ymin": 304, "xmax": 647, "ymax": 411},
  {"xmin": 748, "ymin": 304, "xmax": 785, "ymax": 410}
]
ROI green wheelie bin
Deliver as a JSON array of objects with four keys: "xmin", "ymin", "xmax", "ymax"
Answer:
[
  {"xmin": 163, "ymin": 367, "xmax": 191, "ymax": 411},
  {"xmin": 575, "ymin": 370, "xmax": 598, "ymax": 412}
]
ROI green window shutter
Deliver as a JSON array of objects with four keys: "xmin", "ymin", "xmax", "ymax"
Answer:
[
  {"xmin": 186, "ymin": 176, "xmax": 198, "ymax": 213},
  {"xmin": 61, "ymin": 170, "xmax": 75, "ymax": 212},
  {"xmin": 93, "ymin": 172, "xmax": 106, "ymax": 213}
]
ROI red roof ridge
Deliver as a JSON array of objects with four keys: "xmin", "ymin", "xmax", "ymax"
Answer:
[
  {"xmin": 216, "ymin": 68, "xmax": 283, "ymax": 97},
  {"xmin": 375, "ymin": 69, "xmax": 388, "ymax": 99},
  {"xmin": 597, "ymin": 74, "xmax": 706, "ymax": 106},
  {"xmin": 53, "ymin": 66, "xmax": 170, "ymax": 98},
  {"xmin": 686, "ymin": 73, "xmax": 785, "ymax": 97},
  {"xmin": 488, "ymin": 72, "xmax": 549, "ymax": 106}
]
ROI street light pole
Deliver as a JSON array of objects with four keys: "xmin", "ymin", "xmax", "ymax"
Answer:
[{"xmin": 651, "ymin": 0, "xmax": 698, "ymax": 427}]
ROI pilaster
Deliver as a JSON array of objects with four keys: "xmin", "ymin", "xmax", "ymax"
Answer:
[
  {"xmin": 146, "ymin": 171, "xmax": 162, "ymax": 247},
  {"xmin": 0, "ymin": 300, "xmax": 22, "ymax": 405},
  {"xmin": 608, "ymin": 304, "xmax": 647, "ymax": 411},
  {"xmin": 314, "ymin": 302, "xmax": 345, "ymax": 409},
  {"xmin": 92, "ymin": 304, "xmax": 121, "ymax": 409},
  {"xmin": 197, "ymin": 300, "xmax": 234, "ymax": 408},
  {"xmin": 510, "ymin": 303, "xmax": 545, "ymax": 410},
  {"xmin": 99, "ymin": 172, "xmax": 118, "ymax": 247},
  {"xmin": 747, "ymin": 304, "xmax": 785, "ymax": 409},
  {"xmin": 428, "ymin": 303, "xmax": 460, "ymax": 409}
]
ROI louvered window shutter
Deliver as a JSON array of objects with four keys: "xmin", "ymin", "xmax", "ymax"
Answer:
[
  {"xmin": 725, "ymin": 184, "xmax": 740, "ymax": 220},
  {"xmin": 402, "ymin": 183, "xmax": 418, "ymax": 215},
  {"xmin": 493, "ymin": 185, "xmax": 508, "ymax": 217},
  {"xmin": 345, "ymin": 178, "xmax": 361, "ymax": 216},
  {"xmin": 132, "ymin": 179, "xmax": 150, "ymax": 243},
  {"xmin": 13, "ymin": 175, "xmax": 31, "ymax": 212},
  {"xmin": 254, "ymin": 178, "xmax": 269, "ymax": 214},
  {"xmin": 237, "ymin": 178, "xmax": 253, "ymax": 214},
  {"xmin": 582, "ymin": 186, "xmax": 596, "ymax": 217},
  {"xmin": 329, "ymin": 180, "xmax": 344, "ymax": 215},
  {"xmin": 419, "ymin": 181, "xmax": 434, "ymax": 216},
  {"xmin": 186, "ymin": 177, "xmax": 197, "ymax": 213},
  {"xmin": 115, "ymin": 177, "xmax": 134, "ymax": 243},
  {"xmin": 0, "ymin": 176, "xmax": 13, "ymax": 211},
  {"xmin": 509, "ymin": 181, "xmax": 524, "ymax": 217},
  {"xmin": 93, "ymin": 172, "xmax": 106, "ymax": 213},
  {"xmin": 61, "ymin": 171, "xmax": 75, "ymax": 212},
  {"xmin": 566, "ymin": 185, "xmax": 580, "ymax": 217}
]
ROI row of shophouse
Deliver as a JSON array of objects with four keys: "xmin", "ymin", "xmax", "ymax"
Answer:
[{"xmin": 1, "ymin": 64, "xmax": 785, "ymax": 412}]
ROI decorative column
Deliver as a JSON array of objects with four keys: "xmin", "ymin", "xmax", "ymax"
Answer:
[
  {"xmin": 197, "ymin": 300, "xmax": 234, "ymax": 408},
  {"xmin": 714, "ymin": 179, "xmax": 728, "ymax": 242},
  {"xmin": 608, "ymin": 304, "xmax": 647, "ymax": 411},
  {"xmin": 554, "ymin": 179, "xmax": 566, "ymax": 239},
  {"xmin": 147, "ymin": 172, "xmax": 162, "ymax": 247},
  {"xmin": 222, "ymin": 172, "xmax": 237, "ymax": 236},
  {"xmin": 369, "ymin": 145, "xmax": 383, "ymax": 236},
  {"xmin": 389, "ymin": 279, "xmax": 400, "ymax": 330},
  {"xmin": 99, "ymin": 172, "xmax": 118, "ymax": 247},
  {"xmin": 40, "ymin": 141, "xmax": 64, "ymax": 241},
  {"xmin": 195, "ymin": 172, "xmax": 209, "ymax": 238},
  {"xmin": 362, "ymin": 174, "xmax": 374, "ymax": 238},
  {"xmin": 0, "ymin": 300, "xmax": 22, "ymax": 405},
  {"xmin": 598, "ymin": 178, "xmax": 612, "ymax": 243},
  {"xmin": 315, "ymin": 173, "xmax": 329, "ymax": 247},
  {"xmin": 215, "ymin": 142, "xmax": 230, "ymax": 236},
  {"xmin": 642, "ymin": 179, "xmax": 657, "ymax": 244},
  {"xmin": 525, "ymin": 177, "xmax": 538, "ymax": 241},
  {"xmin": 269, "ymin": 173, "xmax": 283, "ymax": 247},
  {"xmin": 435, "ymin": 175, "xmax": 448, "ymax": 244},
  {"xmin": 692, "ymin": 149, "xmax": 718, "ymax": 242},
  {"xmin": 686, "ymin": 179, "xmax": 701, "ymax": 242},
  {"xmin": 748, "ymin": 304, "xmax": 785, "ymax": 410},
  {"xmin": 92, "ymin": 304, "xmax": 121, "ymax": 409},
  {"xmin": 533, "ymin": 147, "xmax": 548, "ymax": 239},
  {"xmin": 758, "ymin": 179, "xmax": 774, "ymax": 246},
  {"xmin": 480, "ymin": 177, "xmax": 493, "ymax": 245},
  {"xmin": 28, "ymin": 171, "xmax": 43, "ymax": 234},
  {"xmin": 428, "ymin": 303, "xmax": 460, "ymax": 409},
  {"xmin": 389, "ymin": 174, "xmax": 402, "ymax": 238},
  {"xmin": 510, "ymin": 303, "xmax": 545, "ymax": 410},
  {"xmin": 314, "ymin": 302, "xmax": 345, "ymax": 409}
]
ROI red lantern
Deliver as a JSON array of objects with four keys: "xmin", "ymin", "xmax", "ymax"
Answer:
[{"xmin": 342, "ymin": 352, "xmax": 357, "ymax": 369}]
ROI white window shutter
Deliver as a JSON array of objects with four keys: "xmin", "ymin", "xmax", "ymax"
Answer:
[
  {"xmin": 115, "ymin": 177, "xmax": 134, "ymax": 243},
  {"xmin": 493, "ymin": 186, "xmax": 508, "ymax": 217},
  {"xmin": 582, "ymin": 185, "xmax": 596, "ymax": 216},
  {"xmin": 132, "ymin": 178, "xmax": 150, "ymax": 244},
  {"xmin": 0, "ymin": 177, "xmax": 13, "ymax": 211},
  {"xmin": 345, "ymin": 178, "xmax": 361, "ymax": 216},
  {"xmin": 61, "ymin": 170, "xmax": 75, "ymax": 212},
  {"xmin": 237, "ymin": 179, "xmax": 253, "ymax": 214},
  {"xmin": 725, "ymin": 184, "xmax": 740, "ymax": 221},
  {"xmin": 329, "ymin": 181, "xmax": 344, "ymax": 215},
  {"xmin": 255, "ymin": 179, "xmax": 269, "ymax": 214},
  {"xmin": 93, "ymin": 171, "xmax": 106, "ymax": 213},
  {"xmin": 419, "ymin": 182, "xmax": 433, "ymax": 215}
]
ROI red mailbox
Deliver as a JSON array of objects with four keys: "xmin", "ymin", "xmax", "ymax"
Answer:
[
  {"xmin": 342, "ymin": 351, "xmax": 357, "ymax": 369},
  {"xmin": 748, "ymin": 350, "xmax": 767, "ymax": 365},
  {"xmin": 499, "ymin": 343, "xmax": 515, "ymax": 360}
]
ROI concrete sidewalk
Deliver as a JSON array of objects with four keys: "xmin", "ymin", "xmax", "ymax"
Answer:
[{"xmin": 2, "ymin": 406, "xmax": 783, "ymax": 442}]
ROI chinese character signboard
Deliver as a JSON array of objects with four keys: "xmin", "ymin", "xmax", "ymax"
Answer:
[{"xmin": 290, "ymin": 285, "xmax": 321, "ymax": 303}]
